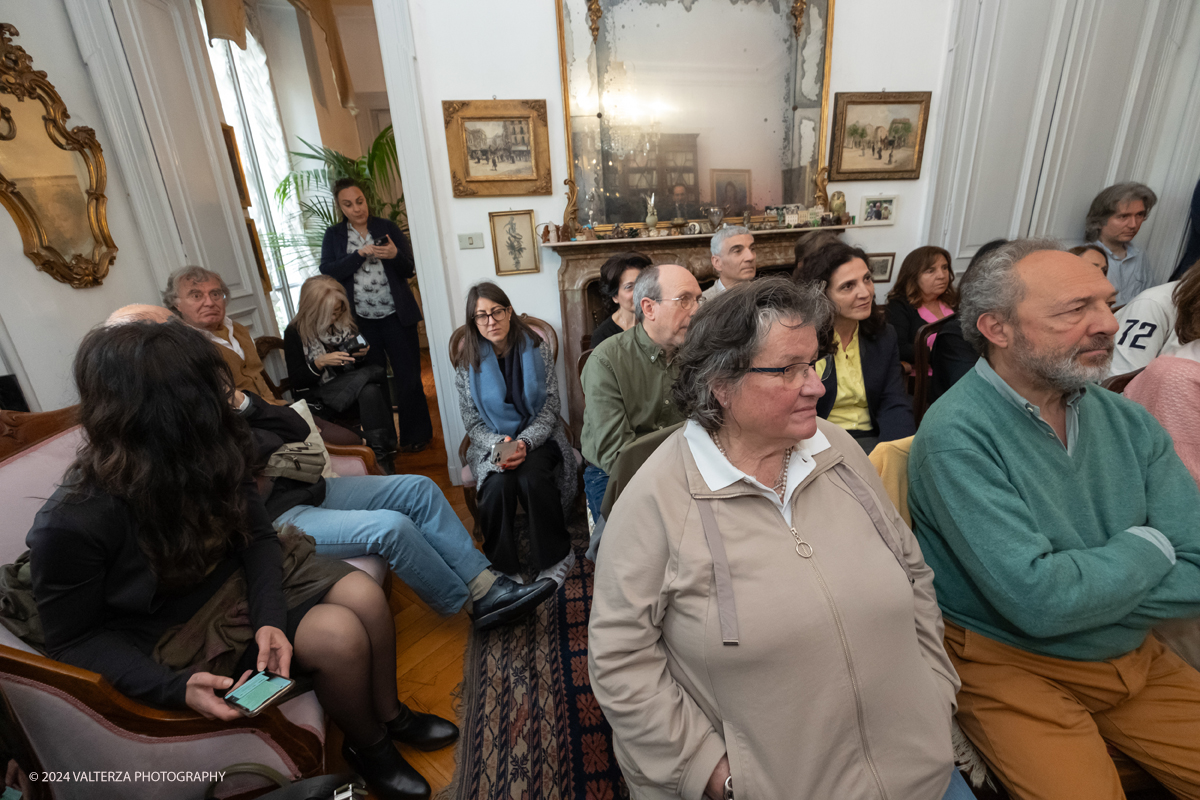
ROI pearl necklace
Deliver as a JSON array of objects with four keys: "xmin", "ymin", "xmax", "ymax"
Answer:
[{"xmin": 709, "ymin": 430, "xmax": 793, "ymax": 502}]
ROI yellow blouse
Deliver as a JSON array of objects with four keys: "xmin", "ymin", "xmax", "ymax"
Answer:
[{"xmin": 822, "ymin": 327, "xmax": 872, "ymax": 431}]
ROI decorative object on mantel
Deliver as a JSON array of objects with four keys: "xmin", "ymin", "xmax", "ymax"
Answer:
[
  {"xmin": 828, "ymin": 91, "xmax": 932, "ymax": 181},
  {"xmin": 443, "ymin": 99, "xmax": 552, "ymax": 198},
  {"xmin": 866, "ymin": 252, "xmax": 896, "ymax": 283},
  {"xmin": 705, "ymin": 205, "xmax": 726, "ymax": 233},
  {"xmin": 644, "ymin": 194, "xmax": 657, "ymax": 229},
  {"xmin": 0, "ymin": 24, "xmax": 117, "ymax": 288},
  {"xmin": 830, "ymin": 190, "xmax": 847, "ymax": 223},
  {"xmin": 860, "ymin": 195, "xmax": 897, "ymax": 226},
  {"xmin": 489, "ymin": 209, "xmax": 540, "ymax": 275}
]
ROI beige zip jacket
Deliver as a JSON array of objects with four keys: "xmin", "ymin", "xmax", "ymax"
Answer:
[{"xmin": 588, "ymin": 420, "xmax": 959, "ymax": 800}]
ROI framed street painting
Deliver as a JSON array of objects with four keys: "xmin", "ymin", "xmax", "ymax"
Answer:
[
  {"xmin": 828, "ymin": 92, "xmax": 931, "ymax": 181},
  {"xmin": 489, "ymin": 210, "xmax": 540, "ymax": 275},
  {"xmin": 866, "ymin": 252, "xmax": 896, "ymax": 283},
  {"xmin": 443, "ymin": 99, "xmax": 552, "ymax": 197}
]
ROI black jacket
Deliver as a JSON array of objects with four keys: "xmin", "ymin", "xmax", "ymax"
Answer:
[
  {"xmin": 816, "ymin": 323, "xmax": 916, "ymax": 442},
  {"xmin": 241, "ymin": 391, "xmax": 327, "ymax": 519},
  {"xmin": 319, "ymin": 218, "xmax": 422, "ymax": 327},
  {"xmin": 27, "ymin": 480, "xmax": 286, "ymax": 709},
  {"xmin": 884, "ymin": 297, "xmax": 926, "ymax": 364},
  {"xmin": 928, "ymin": 317, "xmax": 979, "ymax": 403}
]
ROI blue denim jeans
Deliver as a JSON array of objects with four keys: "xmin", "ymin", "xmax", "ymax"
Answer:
[
  {"xmin": 941, "ymin": 768, "xmax": 976, "ymax": 800},
  {"xmin": 583, "ymin": 464, "xmax": 610, "ymax": 521},
  {"xmin": 274, "ymin": 475, "xmax": 490, "ymax": 615}
]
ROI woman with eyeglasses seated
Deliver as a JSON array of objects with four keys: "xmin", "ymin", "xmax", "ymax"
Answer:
[
  {"xmin": 452, "ymin": 282, "xmax": 577, "ymax": 586},
  {"xmin": 793, "ymin": 243, "xmax": 915, "ymax": 453},
  {"xmin": 588, "ymin": 278, "xmax": 971, "ymax": 800},
  {"xmin": 26, "ymin": 321, "xmax": 453, "ymax": 800},
  {"xmin": 591, "ymin": 251, "xmax": 653, "ymax": 350}
]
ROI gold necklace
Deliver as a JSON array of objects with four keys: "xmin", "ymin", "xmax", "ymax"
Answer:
[{"xmin": 709, "ymin": 430, "xmax": 793, "ymax": 502}]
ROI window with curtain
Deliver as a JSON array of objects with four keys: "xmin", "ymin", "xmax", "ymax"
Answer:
[{"xmin": 201, "ymin": 1, "xmax": 317, "ymax": 330}]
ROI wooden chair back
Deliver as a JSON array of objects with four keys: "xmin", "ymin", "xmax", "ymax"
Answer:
[
  {"xmin": 0, "ymin": 406, "xmax": 78, "ymax": 462},
  {"xmin": 911, "ymin": 313, "xmax": 957, "ymax": 428},
  {"xmin": 1101, "ymin": 367, "xmax": 1145, "ymax": 394},
  {"xmin": 253, "ymin": 335, "xmax": 291, "ymax": 400}
]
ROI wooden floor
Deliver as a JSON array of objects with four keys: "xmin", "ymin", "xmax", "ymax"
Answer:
[{"xmin": 327, "ymin": 352, "xmax": 471, "ymax": 795}]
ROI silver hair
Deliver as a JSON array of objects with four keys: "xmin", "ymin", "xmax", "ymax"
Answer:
[
  {"xmin": 632, "ymin": 264, "xmax": 665, "ymax": 323},
  {"xmin": 710, "ymin": 225, "xmax": 752, "ymax": 257},
  {"xmin": 958, "ymin": 238, "xmax": 1061, "ymax": 357},
  {"xmin": 162, "ymin": 266, "xmax": 230, "ymax": 312},
  {"xmin": 672, "ymin": 277, "xmax": 833, "ymax": 432},
  {"xmin": 1084, "ymin": 182, "xmax": 1157, "ymax": 242}
]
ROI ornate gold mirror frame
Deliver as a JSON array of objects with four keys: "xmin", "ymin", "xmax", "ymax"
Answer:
[
  {"xmin": 554, "ymin": 0, "xmax": 835, "ymax": 237},
  {"xmin": 0, "ymin": 24, "xmax": 116, "ymax": 287}
]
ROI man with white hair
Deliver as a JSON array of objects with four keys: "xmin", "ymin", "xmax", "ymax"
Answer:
[
  {"xmin": 909, "ymin": 239, "xmax": 1200, "ymax": 799},
  {"xmin": 702, "ymin": 225, "xmax": 756, "ymax": 300}
]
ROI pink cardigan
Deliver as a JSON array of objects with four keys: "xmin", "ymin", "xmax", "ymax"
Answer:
[{"xmin": 1125, "ymin": 355, "xmax": 1200, "ymax": 489}]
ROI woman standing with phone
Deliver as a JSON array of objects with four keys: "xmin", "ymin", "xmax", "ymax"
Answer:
[{"xmin": 320, "ymin": 178, "xmax": 432, "ymax": 453}]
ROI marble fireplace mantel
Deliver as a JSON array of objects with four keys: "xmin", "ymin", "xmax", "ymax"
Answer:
[{"xmin": 550, "ymin": 226, "xmax": 849, "ymax": 437}]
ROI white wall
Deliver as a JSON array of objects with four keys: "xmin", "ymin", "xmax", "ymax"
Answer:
[
  {"xmin": 257, "ymin": 0, "xmax": 324, "ymax": 156},
  {"xmin": 0, "ymin": 0, "xmax": 163, "ymax": 410},
  {"xmin": 823, "ymin": 0, "xmax": 956, "ymax": 300}
]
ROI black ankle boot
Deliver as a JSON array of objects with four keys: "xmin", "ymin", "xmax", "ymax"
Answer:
[
  {"xmin": 342, "ymin": 735, "xmax": 430, "ymax": 800},
  {"xmin": 385, "ymin": 703, "xmax": 459, "ymax": 751},
  {"xmin": 363, "ymin": 428, "xmax": 397, "ymax": 475}
]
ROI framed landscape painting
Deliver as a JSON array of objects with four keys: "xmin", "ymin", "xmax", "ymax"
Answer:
[{"xmin": 828, "ymin": 92, "xmax": 931, "ymax": 181}]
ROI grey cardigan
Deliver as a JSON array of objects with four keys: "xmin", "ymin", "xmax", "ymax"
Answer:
[{"xmin": 454, "ymin": 339, "xmax": 577, "ymax": 511}]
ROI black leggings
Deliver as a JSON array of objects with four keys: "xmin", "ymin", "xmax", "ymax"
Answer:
[{"xmin": 357, "ymin": 314, "xmax": 432, "ymax": 446}]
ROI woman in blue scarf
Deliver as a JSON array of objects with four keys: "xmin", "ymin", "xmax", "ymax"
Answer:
[{"xmin": 453, "ymin": 283, "xmax": 577, "ymax": 586}]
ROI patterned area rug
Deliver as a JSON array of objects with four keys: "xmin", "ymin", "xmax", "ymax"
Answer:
[{"xmin": 438, "ymin": 512, "xmax": 629, "ymax": 800}]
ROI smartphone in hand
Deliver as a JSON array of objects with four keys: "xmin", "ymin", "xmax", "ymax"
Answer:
[
  {"xmin": 224, "ymin": 670, "xmax": 294, "ymax": 717},
  {"xmin": 347, "ymin": 334, "xmax": 369, "ymax": 355},
  {"xmin": 490, "ymin": 439, "xmax": 521, "ymax": 465}
]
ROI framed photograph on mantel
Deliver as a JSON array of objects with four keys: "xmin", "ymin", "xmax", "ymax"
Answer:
[
  {"xmin": 860, "ymin": 195, "xmax": 897, "ymax": 226},
  {"xmin": 828, "ymin": 92, "xmax": 932, "ymax": 181},
  {"xmin": 443, "ymin": 99, "xmax": 552, "ymax": 197},
  {"xmin": 489, "ymin": 210, "xmax": 540, "ymax": 276}
]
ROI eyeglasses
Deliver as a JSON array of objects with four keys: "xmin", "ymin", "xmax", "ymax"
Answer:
[
  {"xmin": 186, "ymin": 289, "xmax": 226, "ymax": 303},
  {"xmin": 473, "ymin": 307, "xmax": 511, "ymax": 324},
  {"xmin": 746, "ymin": 358, "xmax": 832, "ymax": 386},
  {"xmin": 658, "ymin": 294, "xmax": 706, "ymax": 312}
]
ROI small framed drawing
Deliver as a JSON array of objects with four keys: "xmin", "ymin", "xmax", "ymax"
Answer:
[
  {"xmin": 443, "ymin": 99, "xmax": 552, "ymax": 197},
  {"xmin": 867, "ymin": 252, "xmax": 896, "ymax": 283},
  {"xmin": 828, "ymin": 91, "xmax": 932, "ymax": 181},
  {"xmin": 489, "ymin": 210, "xmax": 540, "ymax": 276},
  {"xmin": 860, "ymin": 195, "xmax": 896, "ymax": 226}
]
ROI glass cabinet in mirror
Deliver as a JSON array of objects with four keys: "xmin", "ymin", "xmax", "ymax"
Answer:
[{"xmin": 558, "ymin": 0, "xmax": 834, "ymax": 229}]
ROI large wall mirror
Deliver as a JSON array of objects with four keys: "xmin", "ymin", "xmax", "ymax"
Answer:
[
  {"xmin": 556, "ymin": 0, "xmax": 834, "ymax": 229},
  {"xmin": 0, "ymin": 24, "xmax": 116, "ymax": 288}
]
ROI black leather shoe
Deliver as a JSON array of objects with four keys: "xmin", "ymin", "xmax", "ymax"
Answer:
[
  {"xmin": 471, "ymin": 575, "xmax": 557, "ymax": 631},
  {"xmin": 342, "ymin": 737, "xmax": 430, "ymax": 800},
  {"xmin": 385, "ymin": 703, "xmax": 460, "ymax": 751}
]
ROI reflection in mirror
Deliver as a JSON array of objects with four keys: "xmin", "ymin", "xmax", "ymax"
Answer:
[
  {"xmin": 559, "ymin": 0, "xmax": 833, "ymax": 228},
  {"xmin": 0, "ymin": 24, "xmax": 116, "ymax": 287}
]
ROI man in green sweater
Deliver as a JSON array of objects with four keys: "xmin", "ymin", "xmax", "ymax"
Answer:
[{"xmin": 909, "ymin": 238, "xmax": 1200, "ymax": 800}]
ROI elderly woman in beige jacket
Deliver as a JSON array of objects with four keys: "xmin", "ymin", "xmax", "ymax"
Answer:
[{"xmin": 588, "ymin": 278, "xmax": 971, "ymax": 800}]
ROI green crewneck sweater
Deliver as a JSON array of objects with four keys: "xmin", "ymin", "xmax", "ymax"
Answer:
[{"xmin": 909, "ymin": 365, "xmax": 1200, "ymax": 661}]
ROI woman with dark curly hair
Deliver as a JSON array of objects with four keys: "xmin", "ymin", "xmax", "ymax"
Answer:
[
  {"xmin": 793, "ymin": 242, "xmax": 914, "ymax": 451},
  {"xmin": 26, "ymin": 321, "xmax": 453, "ymax": 800},
  {"xmin": 886, "ymin": 245, "xmax": 959, "ymax": 366},
  {"xmin": 591, "ymin": 251, "xmax": 652, "ymax": 349}
]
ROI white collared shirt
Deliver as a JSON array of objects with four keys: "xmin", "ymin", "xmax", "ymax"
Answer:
[{"xmin": 683, "ymin": 419, "xmax": 831, "ymax": 525}]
